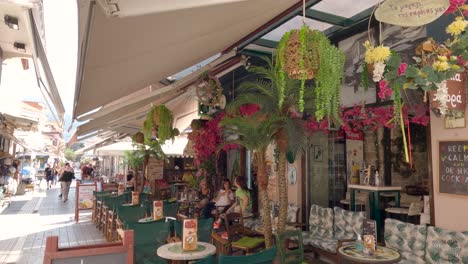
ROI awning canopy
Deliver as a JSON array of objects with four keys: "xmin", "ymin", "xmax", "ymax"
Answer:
[
  {"xmin": 0, "ymin": 1, "xmax": 65, "ymax": 125},
  {"xmin": 74, "ymin": 0, "xmax": 299, "ymax": 118}
]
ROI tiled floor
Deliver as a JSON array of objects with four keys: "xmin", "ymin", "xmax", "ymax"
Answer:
[{"xmin": 0, "ymin": 181, "xmax": 106, "ymax": 264}]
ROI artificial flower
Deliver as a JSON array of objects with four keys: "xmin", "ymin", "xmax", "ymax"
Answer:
[
  {"xmin": 364, "ymin": 44, "xmax": 391, "ymax": 64},
  {"xmin": 372, "ymin": 61, "xmax": 386, "ymax": 82},
  {"xmin": 445, "ymin": 0, "xmax": 466, "ymax": 15},
  {"xmin": 434, "ymin": 81, "xmax": 449, "ymax": 115},
  {"xmin": 446, "ymin": 17, "xmax": 468, "ymax": 36},
  {"xmin": 239, "ymin": 103, "xmax": 260, "ymax": 117},
  {"xmin": 450, "ymin": 55, "xmax": 458, "ymax": 61},
  {"xmin": 397, "ymin": 63, "xmax": 408, "ymax": 76},
  {"xmin": 433, "ymin": 60, "xmax": 450, "ymax": 71},
  {"xmin": 378, "ymin": 80, "xmax": 393, "ymax": 99}
]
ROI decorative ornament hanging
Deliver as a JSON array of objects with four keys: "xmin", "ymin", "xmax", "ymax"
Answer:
[{"xmin": 196, "ymin": 73, "xmax": 223, "ymax": 107}]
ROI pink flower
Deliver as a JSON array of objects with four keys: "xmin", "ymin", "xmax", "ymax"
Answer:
[
  {"xmin": 445, "ymin": 0, "xmax": 466, "ymax": 14},
  {"xmin": 378, "ymin": 80, "xmax": 393, "ymax": 99},
  {"xmin": 239, "ymin": 104, "xmax": 260, "ymax": 117},
  {"xmin": 397, "ymin": 63, "xmax": 408, "ymax": 76}
]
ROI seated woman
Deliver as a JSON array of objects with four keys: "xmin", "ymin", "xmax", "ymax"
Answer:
[
  {"xmin": 214, "ymin": 178, "xmax": 234, "ymax": 213},
  {"xmin": 213, "ymin": 176, "xmax": 252, "ymax": 228},
  {"xmin": 197, "ymin": 179, "xmax": 213, "ymax": 218}
]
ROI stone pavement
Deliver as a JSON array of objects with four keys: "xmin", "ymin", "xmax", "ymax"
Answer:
[{"xmin": 0, "ymin": 181, "xmax": 106, "ymax": 264}]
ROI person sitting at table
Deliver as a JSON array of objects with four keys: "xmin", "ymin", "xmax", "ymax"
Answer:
[
  {"xmin": 197, "ymin": 179, "xmax": 214, "ymax": 218},
  {"xmin": 213, "ymin": 176, "xmax": 252, "ymax": 228},
  {"xmin": 214, "ymin": 178, "xmax": 234, "ymax": 213}
]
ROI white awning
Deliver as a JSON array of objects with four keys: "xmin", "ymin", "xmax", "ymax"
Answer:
[{"xmin": 74, "ymin": 0, "xmax": 298, "ymax": 118}]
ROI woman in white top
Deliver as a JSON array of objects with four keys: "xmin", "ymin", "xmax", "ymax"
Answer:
[{"xmin": 214, "ymin": 178, "xmax": 234, "ymax": 213}]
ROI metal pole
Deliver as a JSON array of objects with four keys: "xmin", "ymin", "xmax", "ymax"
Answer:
[{"xmin": 246, "ymin": 150, "xmax": 251, "ymax": 189}]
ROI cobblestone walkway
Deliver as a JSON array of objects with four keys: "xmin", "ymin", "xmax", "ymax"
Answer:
[{"xmin": 0, "ymin": 181, "xmax": 106, "ymax": 264}]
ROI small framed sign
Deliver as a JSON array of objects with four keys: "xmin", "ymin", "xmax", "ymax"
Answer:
[{"xmin": 362, "ymin": 219, "xmax": 377, "ymax": 251}]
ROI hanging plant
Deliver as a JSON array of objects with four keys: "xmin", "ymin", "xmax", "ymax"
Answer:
[
  {"xmin": 276, "ymin": 26, "xmax": 345, "ymax": 121},
  {"xmin": 133, "ymin": 132, "xmax": 144, "ymax": 144},
  {"xmin": 196, "ymin": 72, "xmax": 223, "ymax": 107},
  {"xmin": 143, "ymin": 105, "xmax": 174, "ymax": 142}
]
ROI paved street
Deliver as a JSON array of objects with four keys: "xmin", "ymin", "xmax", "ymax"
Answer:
[{"xmin": 0, "ymin": 181, "xmax": 106, "ymax": 264}]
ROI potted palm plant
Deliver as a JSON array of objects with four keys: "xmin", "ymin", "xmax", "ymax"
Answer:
[
  {"xmin": 227, "ymin": 57, "xmax": 311, "ymax": 233},
  {"xmin": 221, "ymin": 112, "xmax": 281, "ymax": 248}
]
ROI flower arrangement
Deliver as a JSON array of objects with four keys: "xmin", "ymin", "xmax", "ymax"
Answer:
[{"xmin": 363, "ymin": 40, "xmax": 391, "ymax": 82}]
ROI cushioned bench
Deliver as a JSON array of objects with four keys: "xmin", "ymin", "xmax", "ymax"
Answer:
[
  {"xmin": 301, "ymin": 205, "xmax": 366, "ymax": 262},
  {"xmin": 384, "ymin": 218, "xmax": 468, "ymax": 264}
]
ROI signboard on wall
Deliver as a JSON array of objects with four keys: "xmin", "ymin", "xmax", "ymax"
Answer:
[
  {"xmin": 147, "ymin": 158, "xmax": 164, "ymax": 180},
  {"xmin": 439, "ymin": 141, "xmax": 468, "ymax": 196},
  {"xmin": 430, "ymin": 73, "xmax": 466, "ymax": 111},
  {"xmin": 375, "ymin": 0, "xmax": 449, "ymax": 27}
]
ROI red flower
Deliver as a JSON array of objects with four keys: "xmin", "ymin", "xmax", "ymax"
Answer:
[
  {"xmin": 445, "ymin": 0, "xmax": 466, "ymax": 14},
  {"xmin": 378, "ymin": 80, "xmax": 393, "ymax": 99},
  {"xmin": 397, "ymin": 63, "xmax": 408, "ymax": 76},
  {"xmin": 239, "ymin": 104, "xmax": 260, "ymax": 117}
]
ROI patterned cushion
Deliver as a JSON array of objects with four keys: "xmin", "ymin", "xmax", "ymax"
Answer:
[
  {"xmin": 302, "ymin": 232, "xmax": 338, "ymax": 253},
  {"xmin": 333, "ymin": 207, "xmax": 366, "ymax": 240},
  {"xmin": 243, "ymin": 218, "xmax": 262, "ymax": 229},
  {"xmin": 384, "ymin": 218, "xmax": 427, "ymax": 263},
  {"xmin": 287, "ymin": 204, "xmax": 299, "ymax": 223},
  {"xmin": 308, "ymin": 205, "xmax": 334, "ymax": 239},
  {"xmin": 425, "ymin": 226, "xmax": 468, "ymax": 264}
]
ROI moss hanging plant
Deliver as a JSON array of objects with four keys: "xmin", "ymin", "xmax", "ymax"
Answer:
[
  {"xmin": 276, "ymin": 25, "xmax": 345, "ymax": 123},
  {"xmin": 143, "ymin": 105, "xmax": 174, "ymax": 142}
]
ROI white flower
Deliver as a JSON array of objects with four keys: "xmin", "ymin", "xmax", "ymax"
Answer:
[
  {"xmin": 434, "ymin": 81, "xmax": 449, "ymax": 115},
  {"xmin": 372, "ymin": 62, "xmax": 386, "ymax": 82}
]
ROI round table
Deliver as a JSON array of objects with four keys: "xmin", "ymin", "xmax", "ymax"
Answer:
[
  {"xmin": 157, "ymin": 242, "xmax": 216, "ymax": 262},
  {"xmin": 338, "ymin": 244, "xmax": 401, "ymax": 264}
]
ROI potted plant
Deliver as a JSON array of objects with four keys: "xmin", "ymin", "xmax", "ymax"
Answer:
[
  {"xmin": 276, "ymin": 25, "xmax": 345, "ymax": 118},
  {"xmin": 143, "ymin": 105, "xmax": 178, "ymax": 142}
]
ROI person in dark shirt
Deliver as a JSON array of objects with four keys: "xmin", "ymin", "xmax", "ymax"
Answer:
[{"xmin": 45, "ymin": 163, "xmax": 53, "ymax": 189}]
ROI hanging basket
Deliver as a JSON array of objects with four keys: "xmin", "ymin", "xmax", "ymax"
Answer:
[
  {"xmin": 196, "ymin": 73, "xmax": 223, "ymax": 107},
  {"xmin": 134, "ymin": 132, "xmax": 144, "ymax": 144},
  {"xmin": 283, "ymin": 28, "xmax": 319, "ymax": 80}
]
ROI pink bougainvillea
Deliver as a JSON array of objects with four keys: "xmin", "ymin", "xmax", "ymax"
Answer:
[{"xmin": 304, "ymin": 117, "xmax": 329, "ymax": 135}]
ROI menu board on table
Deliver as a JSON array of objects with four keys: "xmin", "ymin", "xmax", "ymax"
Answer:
[
  {"xmin": 439, "ymin": 141, "xmax": 468, "ymax": 197},
  {"xmin": 362, "ymin": 219, "xmax": 377, "ymax": 251},
  {"xmin": 153, "ymin": 200, "xmax": 163, "ymax": 221},
  {"xmin": 132, "ymin": 191, "xmax": 139, "ymax": 205},
  {"xmin": 182, "ymin": 219, "xmax": 198, "ymax": 251},
  {"xmin": 75, "ymin": 182, "xmax": 97, "ymax": 222}
]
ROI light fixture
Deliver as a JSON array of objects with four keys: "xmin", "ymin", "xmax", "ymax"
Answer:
[
  {"xmin": 13, "ymin": 42, "xmax": 26, "ymax": 53},
  {"xmin": 4, "ymin": 15, "xmax": 19, "ymax": 30}
]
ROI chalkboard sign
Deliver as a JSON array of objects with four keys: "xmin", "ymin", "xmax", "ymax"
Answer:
[
  {"xmin": 362, "ymin": 219, "xmax": 377, "ymax": 251},
  {"xmin": 439, "ymin": 141, "xmax": 468, "ymax": 196}
]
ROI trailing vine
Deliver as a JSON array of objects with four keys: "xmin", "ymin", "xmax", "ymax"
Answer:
[
  {"xmin": 143, "ymin": 105, "xmax": 176, "ymax": 142},
  {"xmin": 276, "ymin": 26, "xmax": 345, "ymax": 121}
]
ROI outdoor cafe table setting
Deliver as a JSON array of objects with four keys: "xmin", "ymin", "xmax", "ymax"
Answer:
[
  {"xmin": 338, "ymin": 244, "xmax": 401, "ymax": 264},
  {"xmin": 157, "ymin": 241, "xmax": 216, "ymax": 262}
]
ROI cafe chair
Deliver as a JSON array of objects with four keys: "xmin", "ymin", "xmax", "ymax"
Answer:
[
  {"xmin": 129, "ymin": 221, "xmax": 171, "ymax": 264},
  {"xmin": 219, "ymin": 212, "xmax": 265, "ymax": 255},
  {"xmin": 384, "ymin": 218, "xmax": 427, "ymax": 263},
  {"xmin": 173, "ymin": 217, "xmax": 214, "ymax": 243},
  {"xmin": 385, "ymin": 201, "xmax": 424, "ymax": 224},
  {"xmin": 163, "ymin": 200, "xmax": 179, "ymax": 218},
  {"xmin": 218, "ymin": 246, "xmax": 276, "ymax": 264},
  {"xmin": 275, "ymin": 230, "xmax": 307, "ymax": 264},
  {"xmin": 116, "ymin": 205, "xmax": 147, "ymax": 229},
  {"xmin": 193, "ymin": 254, "xmax": 216, "ymax": 264}
]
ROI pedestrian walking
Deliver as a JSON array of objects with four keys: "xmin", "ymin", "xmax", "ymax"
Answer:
[
  {"xmin": 45, "ymin": 163, "xmax": 53, "ymax": 189},
  {"xmin": 58, "ymin": 163, "xmax": 74, "ymax": 202}
]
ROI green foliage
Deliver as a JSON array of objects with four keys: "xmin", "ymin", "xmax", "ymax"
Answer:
[
  {"xmin": 360, "ymin": 63, "xmax": 370, "ymax": 91},
  {"xmin": 64, "ymin": 148, "xmax": 77, "ymax": 161},
  {"xmin": 142, "ymin": 105, "xmax": 175, "ymax": 142}
]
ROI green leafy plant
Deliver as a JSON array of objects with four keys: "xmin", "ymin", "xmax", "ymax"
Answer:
[
  {"xmin": 276, "ymin": 25, "xmax": 345, "ymax": 121},
  {"xmin": 142, "ymin": 105, "xmax": 177, "ymax": 142}
]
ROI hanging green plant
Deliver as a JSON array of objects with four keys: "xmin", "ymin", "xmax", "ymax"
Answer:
[
  {"xmin": 276, "ymin": 25, "xmax": 345, "ymax": 119},
  {"xmin": 142, "ymin": 105, "xmax": 174, "ymax": 142},
  {"xmin": 133, "ymin": 132, "xmax": 144, "ymax": 144}
]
